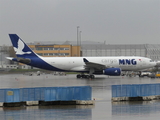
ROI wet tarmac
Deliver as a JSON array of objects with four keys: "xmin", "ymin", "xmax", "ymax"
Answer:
[{"xmin": 1, "ymin": 73, "xmax": 160, "ymax": 120}]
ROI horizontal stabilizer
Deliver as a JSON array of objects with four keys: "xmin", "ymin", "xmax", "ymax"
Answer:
[
  {"xmin": 6, "ymin": 57, "xmax": 14, "ymax": 60},
  {"xmin": 6, "ymin": 57, "xmax": 31, "ymax": 64}
]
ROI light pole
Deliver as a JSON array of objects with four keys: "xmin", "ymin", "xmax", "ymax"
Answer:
[
  {"xmin": 79, "ymin": 31, "xmax": 82, "ymax": 47},
  {"xmin": 77, "ymin": 26, "xmax": 79, "ymax": 56}
]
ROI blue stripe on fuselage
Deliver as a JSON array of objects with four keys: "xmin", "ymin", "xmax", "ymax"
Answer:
[
  {"xmin": 29, "ymin": 57, "xmax": 65, "ymax": 71},
  {"xmin": 13, "ymin": 57, "xmax": 64, "ymax": 71}
]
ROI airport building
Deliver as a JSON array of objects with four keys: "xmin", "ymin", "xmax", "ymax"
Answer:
[
  {"xmin": 27, "ymin": 41, "xmax": 160, "ymax": 61},
  {"xmin": 81, "ymin": 43, "xmax": 160, "ymax": 61},
  {"xmin": 28, "ymin": 44, "xmax": 81, "ymax": 57}
]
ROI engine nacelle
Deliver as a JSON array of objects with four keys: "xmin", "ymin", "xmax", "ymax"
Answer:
[{"xmin": 103, "ymin": 68, "xmax": 121, "ymax": 76}]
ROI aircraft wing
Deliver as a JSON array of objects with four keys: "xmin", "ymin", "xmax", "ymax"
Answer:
[{"xmin": 83, "ymin": 58, "xmax": 109, "ymax": 70}]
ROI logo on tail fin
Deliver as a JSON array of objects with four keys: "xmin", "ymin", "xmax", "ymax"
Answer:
[{"xmin": 14, "ymin": 38, "xmax": 31, "ymax": 55}]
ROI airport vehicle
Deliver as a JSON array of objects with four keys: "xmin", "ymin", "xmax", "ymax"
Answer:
[
  {"xmin": 6, "ymin": 34, "xmax": 157, "ymax": 79},
  {"xmin": 139, "ymin": 71, "xmax": 152, "ymax": 77}
]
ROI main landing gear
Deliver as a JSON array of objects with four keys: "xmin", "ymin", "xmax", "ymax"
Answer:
[
  {"xmin": 77, "ymin": 68, "xmax": 95, "ymax": 79},
  {"xmin": 76, "ymin": 74, "xmax": 95, "ymax": 79}
]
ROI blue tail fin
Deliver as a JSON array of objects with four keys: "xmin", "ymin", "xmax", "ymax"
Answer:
[
  {"xmin": 8, "ymin": 34, "xmax": 63, "ymax": 71},
  {"xmin": 9, "ymin": 34, "xmax": 38, "ymax": 58}
]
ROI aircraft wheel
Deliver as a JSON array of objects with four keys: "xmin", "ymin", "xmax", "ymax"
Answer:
[
  {"xmin": 77, "ymin": 74, "xmax": 81, "ymax": 78},
  {"xmin": 85, "ymin": 75, "xmax": 89, "ymax": 78},
  {"xmin": 89, "ymin": 75, "xmax": 95, "ymax": 79},
  {"xmin": 82, "ymin": 75, "xmax": 86, "ymax": 78}
]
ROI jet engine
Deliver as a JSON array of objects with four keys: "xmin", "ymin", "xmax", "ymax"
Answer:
[{"xmin": 103, "ymin": 68, "xmax": 121, "ymax": 76}]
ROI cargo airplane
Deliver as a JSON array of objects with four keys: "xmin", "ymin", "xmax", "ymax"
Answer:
[{"xmin": 7, "ymin": 34, "xmax": 156, "ymax": 79}]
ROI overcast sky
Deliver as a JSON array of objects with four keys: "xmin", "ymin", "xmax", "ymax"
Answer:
[{"xmin": 0, "ymin": 0, "xmax": 160, "ymax": 45}]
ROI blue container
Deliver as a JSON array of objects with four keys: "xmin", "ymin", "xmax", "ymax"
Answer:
[
  {"xmin": 130, "ymin": 84, "xmax": 140, "ymax": 97},
  {"xmin": 0, "ymin": 89, "xmax": 5, "ymax": 102},
  {"xmin": 117, "ymin": 85, "xmax": 122, "ymax": 97},
  {"xmin": 121, "ymin": 84, "xmax": 131, "ymax": 97},
  {"xmin": 44, "ymin": 87, "xmax": 58, "ymax": 101},
  {"xmin": 140, "ymin": 84, "xmax": 147, "ymax": 96},
  {"xmin": 112, "ymin": 85, "xmax": 120, "ymax": 97},
  {"xmin": 66, "ymin": 87, "xmax": 75, "ymax": 100},
  {"xmin": 112, "ymin": 83, "xmax": 160, "ymax": 98},
  {"xmin": 73, "ymin": 86, "xmax": 83, "ymax": 100},
  {"xmin": 150, "ymin": 84, "xmax": 156, "ymax": 96},
  {"xmin": 143, "ymin": 84, "xmax": 151, "ymax": 96},
  {"xmin": 20, "ymin": 88, "xmax": 34, "ymax": 101},
  {"xmin": 0, "ymin": 86, "xmax": 92, "ymax": 103},
  {"xmin": 44, "ymin": 86, "xmax": 91, "ymax": 101},
  {"xmin": 82, "ymin": 86, "xmax": 92, "ymax": 100},
  {"xmin": 72, "ymin": 86, "xmax": 91, "ymax": 100},
  {"xmin": 34, "ymin": 87, "xmax": 45, "ymax": 101},
  {"xmin": 20, "ymin": 87, "xmax": 45, "ymax": 101},
  {"xmin": 111, "ymin": 85, "xmax": 116, "ymax": 97},
  {"xmin": 121, "ymin": 85, "xmax": 127, "ymax": 97},
  {"xmin": 57, "ymin": 87, "xmax": 72, "ymax": 101},
  {"xmin": 5, "ymin": 89, "xmax": 20, "ymax": 103},
  {"xmin": 155, "ymin": 84, "xmax": 160, "ymax": 95}
]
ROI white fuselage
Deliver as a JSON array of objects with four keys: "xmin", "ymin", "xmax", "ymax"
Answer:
[{"xmin": 40, "ymin": 56, "xmax": 156, "ymax": 72}]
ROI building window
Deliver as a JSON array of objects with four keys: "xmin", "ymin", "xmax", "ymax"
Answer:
[
  {"xmin": 54, "ymin": 53, "xmax": 59, "ymax": 56},
  {"xmin": 49, "ymin": 53, "xmax": 53, "ymax": 56},
  {"xmin": 64, "ymin": 48, "xmax": 69, "ymax": 50},
  {"xmin": 36, "ymin": 47, "xmax": 43, "ymax": 50},
  {"xmin": 44, "ymin": 53, "xmax": 49, "ymax": 56},
  {"xmin": 37, "ymin": 53, "xmax": 43, "ymax": 56},
  {"xmin": 65, "ymin": 53, "xmax": 69, "ymax": 55},
  {"xmin": 59, "ymin": 53, "xmax": 64, "ymax": 56},
  {"xmin": 48, "ymin": 47, "xmax": 53, "ymax": 50},
  {"xmin": 59, "ymin": 48, "xmax": 69, "ymax": 50},
  {"xmin": 60, "ymin": 48, "xmax": 64, "ymax": 50},
  {"xmin": 44, "ymin": 48, "xmax": 48, "ymax": 50},
  {"xmin": 54, "ymin": 48, "xmax": 59, "ymax": 50}
]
